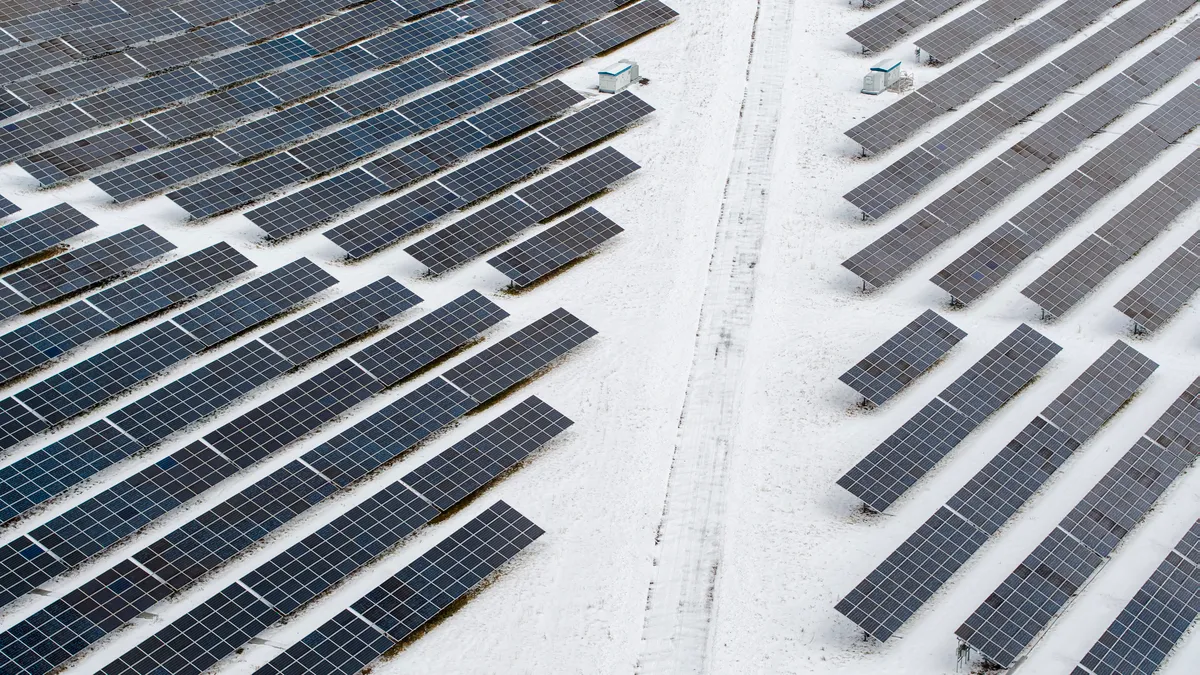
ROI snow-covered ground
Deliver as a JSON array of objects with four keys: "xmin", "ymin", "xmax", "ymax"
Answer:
[{"xmin": 0, "ymin": 0, "xmax": 1199, "ymax": 673}]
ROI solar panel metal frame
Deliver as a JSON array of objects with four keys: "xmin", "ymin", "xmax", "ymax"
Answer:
[{"xmin": 487, "ymin": 205, "xmax": 624, "ymax": 286}]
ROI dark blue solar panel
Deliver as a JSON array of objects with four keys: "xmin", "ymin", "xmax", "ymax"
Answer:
[
  {"xmin": 0, "ymin": 301, "xmax": 117, "ymax": 385},
  {"xmin": 0, "ymin": 535, "xmax": 66, "ymax": 607},
  {"xmin": 133, "ymin": 460, "xmax": 335, "ymax": 589},
  {"xmin": 0, "ymin": 203, "xmax": 97, "ymax": 267},
  {"xmin": 0, "ymin": 420, "xmax": 141, "ymax": 521},
  {"xmin": 87, "ymin": 241, "xmax": 256, "ymax": 327},
  {"xmin": 300, "ymin": 377, "xmax": 476, "ymax": 487}
]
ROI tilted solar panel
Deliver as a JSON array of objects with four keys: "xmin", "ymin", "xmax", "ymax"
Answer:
[
  {"xmin": 255, "ymin": 501, "xmax": 542, "ymax": 674},
  {"xmin": 839, "ymin": 309, "xmax": 966, "ymax": 406},
  {"xmin": 837, "ymin": 324, "xmax": 1061, "ymax": 511}
]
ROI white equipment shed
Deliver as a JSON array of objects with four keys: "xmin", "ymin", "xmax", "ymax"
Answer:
[
  {"xmin": 861, "ymin": 59, "xmax": 902, "ymax": 95},
  {"xmin": 599, "ymin": 60, "xmax": 639, "ymax": 93}
]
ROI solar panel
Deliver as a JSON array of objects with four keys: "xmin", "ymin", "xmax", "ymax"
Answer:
[
  {"xmin": 1040, "ymin": 341, "xmax": 1158, "ymax": 442},
  {"xmin": 96, "ymin": 583, "xmax": 282, "ymax": 675},
  {"xmin": 0, "ymin": 420, "xmax": 140, "ymax": 522},
  {"xmin": 247, "ymin": 80, "xmax": 583, "ymax": 239},
  {"xmin": 837, "ymin": 324, "xmax": 1061, "ymax": 511},
  {"xmin": 1116, "ymin": 229, "xmax": 1200, "ymax": 330},
  {"xmin": 241, "ymin": 483, "xmax": 439, "ymax": 613},
  {"xmin": 133, "ymin": 460, "xmax": 336, "ymax": 589},
  {"xmin": 14, "ymin": 321, "xmax": 202, "ymax": 425},
  {"xmin": 105, "ymin": 341, "xmax": 292, "ymax": 448},
  {"xmin": 956, "ymin": 527, "xmax": 1105, "ymax": 667},
  {"xmin": 1059, "ymin": 437, "xmax": 1192, "ymax": 557},
  {"xmin": 257, "ymin": 501, "xmax": 542, "ymax": 674},
  {"xmin": 86, "ymin": 241, "xmax": 255, "ymax": 326},
  {"xmin": 847, "ymin": 0, "xmax": 949, "ymax": 53},
  {"xmin": 326, "ymin": 92, "xmax": 654, "ymax": 259},
  {"xmin": 0, "ymin": 560, "xmax": 172, "ymax": 675},
  {"xmin": 0, "ymin": 195, "xmax": 17, "ymax": 219},
  {"xmin": 205, "ymin": 291, "xmax": 504, "ymax": 467},
  {"xmin": 403, "ymin": 396, "xmax": 573, "ymax": 510},
  {"xmin": 577, "ymin": 0, "xmax": 677, "ymax": 51},
  {"xmin": 441, "ymin": 307, "xmax": 597, "ymax": 402},
  {"xmin": 842, "ymin": 0, "xmax": 1170, "ymax": 154},
  {"xmin": 299, "ymin": 377, "xmax": 476, "ymax": 487},
  {"xmin": 0, "ymin": 225, "xmax": 174, "ymax": 317},
  {"xmin": 2, "ymin": 0, "xmax": 128, "ymax": 43},
  {"xmin": 0, "ymin": 203, "xmax": 97, "ymax": 268},
  {"xmin": 406, "ymin": 147, "xmax": 637, "ymax": 273},
  {"xmin": 487, "ymin": 206, "xmax": 623, "ymax": 286},
  {"xmin": 835, "ymin": 507, "xmax": 988, "ymax": 641},
  {"xmin": 91, "ymin": 138, "xmax": 241, "ymax": 202},
  {"xmin": 839, "ymin": 309, "xmax": 966, "ymax": 406},
  {"xmin": 1074, "ymin": 521, "xmax": 1200, "ymax": 675}
]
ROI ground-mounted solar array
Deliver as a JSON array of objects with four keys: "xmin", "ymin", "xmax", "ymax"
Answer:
[
  {"xmin": 829, "ymin": 1, "xmax": 1200, "ymax": 669},
  {"xmin": 0, "ymin": 2, "xmax": 674, "ymax": 673},
  {"xmin": 838, "ymin": 309, "xmax": 965, "ymax": 406}
]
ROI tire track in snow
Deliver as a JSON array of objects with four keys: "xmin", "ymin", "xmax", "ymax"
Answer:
[{"xmin": 635, "ymin": 0, "xmax": 794, "ymax": 672}]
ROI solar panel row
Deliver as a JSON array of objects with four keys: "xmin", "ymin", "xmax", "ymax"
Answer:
[
  {"xmin": 847, "ymin": 0, "xmax": 970, "ymax": 53},
  {"xmin": 0, "ymin": 258, "xmax": 334, "ymax": 451},
  {"xmin": 845, "ymin": 0, "xmax": 1192, "ymax": 154},
  {"xmin": 405, "ymin": 146, "xmax": 639, "ymax": 273},
  {"xmin": 0, "ymin": 194, "xmax": 17, "ymax": 219},
  {"xmin": 15, "ymin": 0, "xmax": 672, "ymax": 184},
  {"xmin": 0, "ymin": 0, "xmax": 473, "ymax": 164},
  {"xmin": 846, "ymin": 8, "xmax": 1199, "ymax": 219},
  {"xmin": 487, "ymin": 205, "xmax": 625, "ymax": 286},
  {"xmin": 958, "ymin": 374, "xmax": 1200, "ymax": 667},
  {"xmin": 0, "ymin": 225, "xmax": 175, "ymax": 319},
  {"xmin": 837, "ymin": 323, "xmax": 1060, "ymax": 512},
  {"xmin": 98, "ymin": 396, "xmax": 568, "ymax": 675},
  {"xmin": 1023, "ymin": 148, "xmax": 1200, "ymax": 317},
  {"xmin": 255, "ymin": 501, "xmax": 543, "ymax": 675},
  {"xmin": 838, "ymin": 309, "xmax": 966, "ymax": 406},
  {"xmin": 835, "ymin": 341, "xmax": 1157, "ymax": 642},
  {"xmin": 1114, "ymin": 199, "xmax": 1200, "ymax": 330},
  {"xmin": 0, "ymin": 242, "xmax": 254, "ymax": 386},
  {"xmin": 248, "ymin": 79, "xmax": 586, "ymax": 238},
  {"xmin": 1073, "ymin": 519, "xmax": 1200, "ymax": 675},
  {"xmin": 0, "ymin": 291, "xmax": 505, "ymax": 608},
  {"xmin": 326, "ymin": 90, "xmax": 656, "ymax": 258},
  {"xmin": 931, "ymin": 82, "xmax": 1200, "ymax": 304},
  {"xmin": 84, "ymin": 0, "xmax": 608, "ymax": 202},
  {"xmin": 173, "ymin": 76, "xmax": 583, "ymax": 221},
  {"xmin": 842, "ymin": 39, "xmax": 1200, "ymax": 288},
  {"xmin": 916, "ymin": 0, "xmax": 1053, "ymax": 63},
  {"xmin": 0, "ymin": 202, "xmax": 97, "ymax": 268},
  {"xmin": 160, "ymin": 0, "xmax": 653, "ymax": 216},
  {"xmin": 0, "ymin": 310, "xmax": 592, "ymax": 674}
]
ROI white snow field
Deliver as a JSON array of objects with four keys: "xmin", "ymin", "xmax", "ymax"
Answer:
[{"xmin": 0, "ymin": 0, "xmax": 1198, "ymax": 673}]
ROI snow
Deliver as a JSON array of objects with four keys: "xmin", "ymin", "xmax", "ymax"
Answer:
[{"xmin": 0, "ymin": 0, "xmax": 1198, "ymax": 673}]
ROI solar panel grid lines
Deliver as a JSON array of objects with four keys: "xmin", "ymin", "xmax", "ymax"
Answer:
[
  {"xmin": 0, "ymin": 224, "xmax": 174, "ymax": 314},
  {"xmin": 1115, "ymin": 228, "xmax": 1200, "ymax": 330},
  {"xmin": 0, "ymin": 559, "xmax": 173, "ymax": 675},
  {"xmin": 405, "ymin": 146, "xmax": 638, "ymax": 273},
  {"xmin": 256, "ymin": 500, "xmax": 543, "ymax": 674},
  {"xmin": 1021, "ymin": 150, "xmax": 1200, "ymax": 316},
  {"xmin": 834, "ymin": 506, "xmax": 989, "ymax": 642},
  {"xmin": 487, "ymin": 205, "xmax": 623, "ymax": 285},
  {"xmin": 0, "ymin": 202, "xmax": 97, "ymax": 268},
  {"xmin": 0, "ymin": 194, "xmax": 18, "ymax": 219},
  {"xmin": 843, "ymin": 0, "xmax": 1190, "ymax": 154},
  {"xmin": 0, "ymin": 0, "xmax": 129, "ymax": 44},
  {"xmin": 0, "ymin": 242, "xmax": 255, "ymax": 386},
  {"xmin": 298, "ymin": 376, "xmax": 476, "ymax": 487},
  {"xmin": 1040, "ymin": 340, "xmax": 1158, "ymax": 442},
  {"xmin": 0, "ymin": 258, "xmax": 333, "ymax": 437},
  {"xmin": 95, "ymin": 582, "xmax": 283, "ymax": 675},
  {"xmin": 203, "ymin": 290, "xmax": 506, "ymax": 468},
  {"xmin": 441, "ymin": 306, "xmax": 598, "ymax": 402},
  {"xmin": 844, "ymin": 43, "xmax": 1200, "ymax": 288},
  {"xmin": 326, "ymin": 91, "xmax": 655, "ymax": 259},
  {"xmin": 956, "ymin": 526, "xmax": 1106, "ymax": 667},
  {"xmin": 915, "ymin": 0, "xmax": 1051, "ymax": 62},
  {"xmin": 838, "ymin": 309, "xmax": 967, "ymax": 406},
  {"xmin": 846, "ymin": 0, "xmax": 945, "ymax": 53},
  {"xmin": 1074, "ymin": 529, "xmax": 1200, "ymax": 675},
  {"xmin": 28, "ymin": 381, "xmax": 561, "ymax": 671},
  {"xmin": 837, "ymin": 323, "xmax": 1061, "ymax": 513},
  {"xmin": 402, "ymin": 395, "xmax": 573, "ymax": 509}
]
